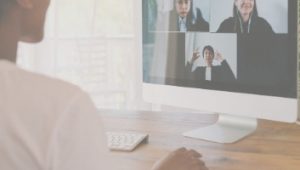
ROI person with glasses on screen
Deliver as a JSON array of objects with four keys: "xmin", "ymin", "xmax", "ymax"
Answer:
[
  {"xmin": 0, "ymin": 0, "xmax": 208, "ymax": 170},
  {"xmin": 186, "ymin": 45, "xmax": 235, "ymax": 82},
  {"xmin": 217, "ymin": 0, "xmax": 274, "ymax": 34},
  {"xmin": 169, "ymin": 0, "xmax": 209, "ymax": 32}
]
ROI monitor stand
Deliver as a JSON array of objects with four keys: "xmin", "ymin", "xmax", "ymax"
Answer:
[{"xmin": 183, "ymin": 114, "xmax": 257, "ymax": 144}]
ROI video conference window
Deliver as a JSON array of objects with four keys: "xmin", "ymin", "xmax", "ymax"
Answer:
[
  {"xmin": 143, "ymin": 0, "xmax": 297, "ymax": 98},
  {"xmin": 185, "ymin": 33, "xmax": 237, "ymax": 82},
  {"xmin": 211, "ymin": 0, "xmax": 288, "ymax": 34},
  {"xmin": 149, "ymin": 0, "xmax": 210, "ymax": 32}
]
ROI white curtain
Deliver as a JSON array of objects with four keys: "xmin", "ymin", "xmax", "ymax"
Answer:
[{"xmin": 17, "ymin": 0, "xmax": 143, "ymax": 110}]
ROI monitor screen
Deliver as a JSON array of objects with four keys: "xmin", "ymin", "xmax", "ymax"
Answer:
[{"xmin": 142, "ymin": 0, "xmax": 297, "ymax": 99}]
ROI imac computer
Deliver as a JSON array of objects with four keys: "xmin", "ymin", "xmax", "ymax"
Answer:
[{"xmin": 140, "ymin": 0, "xmax": 298, "ymax": 143}]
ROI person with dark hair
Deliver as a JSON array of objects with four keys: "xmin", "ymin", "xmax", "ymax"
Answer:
[
  {"xmin": 186, "ymin": 46, "xmax": 236, "ymax": 82},
  {"xmin": 216, "ymin": 0, "xmax": 285, "ymax": 87},
  {"xmin": 0, "ymin": 0, "xmax": 208, "ymax": 170},
  {"xmin": 217, "ymin": 0, "xmax": 274, "ymax": 34},
  {"xmin": 169, "ymin": 0, "xmax": 209, "ymax": 32}
]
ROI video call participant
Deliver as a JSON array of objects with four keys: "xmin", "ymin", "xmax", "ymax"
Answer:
[
  {"xmin": 217, "ymin": 0, "xmax": 274, "ymax": 34},
  {"xmin": 0, "ymin": 0, "xmax": 208, "ymax": 170},
  {"xmin": 186, "ymin": 46, "xmax": 236, "ymax": 82},
  {"xmin": 216, "ymin": 0, "xmax": 284, "ymax": 90},
  {"xmin": 169, "ymin": 0, "xmax": 209, "ymax": 32}
]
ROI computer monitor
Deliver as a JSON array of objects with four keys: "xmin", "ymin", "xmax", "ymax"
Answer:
[{"xmin": 140, "ymin": 0, "xmax": 298, "ymax": 143}]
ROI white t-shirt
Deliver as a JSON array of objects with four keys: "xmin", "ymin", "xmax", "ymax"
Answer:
[{"xmin": 0, "ymin": 60, "xmax": 109, "ymax": 170}]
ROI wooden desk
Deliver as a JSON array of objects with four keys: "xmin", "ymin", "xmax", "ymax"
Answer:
[{"xmin": 101, "ymin": 110, "xmax": 300, "ymax": 170}]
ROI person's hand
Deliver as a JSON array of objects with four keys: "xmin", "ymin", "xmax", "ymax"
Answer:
[
  {"xmin": 190, "ymin": 48, "xmax": 201, "ymax": 64},
  {"xmin": 215, "ymin": 51, "xmax": 224, "ymax": 62},
  {"xmin": 151, "ymin": 147, "xmax": 209, "ymax": 170}
]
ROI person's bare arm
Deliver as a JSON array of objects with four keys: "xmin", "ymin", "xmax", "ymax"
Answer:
[{"xmin": 151, "ymin": 148, "xmax": 208, "ymax": 170}]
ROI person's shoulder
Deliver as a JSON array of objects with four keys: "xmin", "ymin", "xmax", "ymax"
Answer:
[
  {"xmin": 0, "ymin": 61, "xmax": 92, "ymax": 125},
  {"xmin": 193, "ymin": 19, "xmax": 209, "ymax": 32},
  {"xmin": 217, "ymin": 17, "xmax": 235, "ymax": 32},
  {"xmin": 195, "ymin": 66, "xmax": 205, "ymax": 72},
  {"xmin": 220, "ymin": 59, "xmax": 229, "ymax": 65},
  {"xmin": 254, "ymin": 16, "xmax": 274, "ymax": 33},
  {"xmin": 255, "ymin": 16, "xmax": 269, "ymax": 23},
  {"xmin": 221, "ymin": 17, "xmax": 235, "ymax": 25},
  {"xmin": 193, "ymin": 8, "xmax": 209, "ymax": 31},
  {"xmin": 255, "ymin": 17, "xmax": 272, "ymax": 26},
  {"xmin": 255, "ymin": 17, "xmax": 271, "ymax": 26},
  {"xmin": 13, "ymin": 65, "xmax": 85, "ymax": 99}
]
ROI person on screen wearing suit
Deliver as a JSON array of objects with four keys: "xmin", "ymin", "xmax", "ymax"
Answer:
[
  {"xmin": 186, "ymin": 45, "xmax": 236, "ymax": 82},
  {"xmin": 169, "ymin": 0, "xmax": 209, "ymax": 32},
  {"xmin": 217, "ymin": 0, "xmax": 274, "ymax": 34}
]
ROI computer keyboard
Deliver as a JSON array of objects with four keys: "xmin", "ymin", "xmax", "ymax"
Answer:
[{"xmin": 106, "ymin": 131, "xmax": 148, "ymax": 151}]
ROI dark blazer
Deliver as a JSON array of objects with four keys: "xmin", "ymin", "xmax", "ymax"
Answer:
[
  {"xmin": 169, "ymin": 8, "xmax": 209, "ymax": 32},
  {"xmin": 217, "ymin": 16, "xmax": 274, "ymax": 35},
  {"xmin": 186, "ymin": 60, "xmax": 236, "ymax": 82},
  {"xmin": 217, "ymin": 16, "xmax": 279, "ymax": 86}
]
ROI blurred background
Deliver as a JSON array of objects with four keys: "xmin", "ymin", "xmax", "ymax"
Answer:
[{"xmin": 17, "ymin": 0, "xmax": 141, "ymax": 110}]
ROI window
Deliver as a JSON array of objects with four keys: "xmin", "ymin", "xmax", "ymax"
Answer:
[{"xmin": 17, "ymin": 0, "xmax": 141, "ymax": 109}]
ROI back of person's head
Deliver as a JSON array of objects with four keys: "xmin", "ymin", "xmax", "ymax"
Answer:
[
  {"xmin": 202, "ymin": 45, "xmax": 214, "ymax": 58},
  {"xmin": 0, "ymin": 0, "xmax": 50, "ymax": 43}
]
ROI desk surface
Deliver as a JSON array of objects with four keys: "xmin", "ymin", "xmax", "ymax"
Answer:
[{"xmin": 101, "ymin": 110, "xmax": 300, "ymax": 170}]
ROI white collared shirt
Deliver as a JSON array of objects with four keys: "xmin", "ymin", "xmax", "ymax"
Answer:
[
  {"xmin": 178, "ymin": 17, "xmax": 187, "ymax": 32},
  {"xmin": 205, "ymin": 67, "xmax": 212, "ymax": 81}
]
